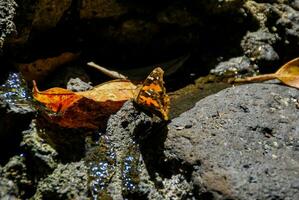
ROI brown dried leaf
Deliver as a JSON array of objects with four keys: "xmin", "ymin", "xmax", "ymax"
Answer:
[
  {"xmin": 235, "ymin": 57, "xmax": 299, "ymax": 89},
  {"xmin": 33, "ymin": 80, "xmax": 139, "ymax": 129}
]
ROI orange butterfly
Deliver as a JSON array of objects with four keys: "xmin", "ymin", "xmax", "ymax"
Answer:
[{"xmin": 135, "ymin": 67, "xmax": 170, "ymax": 120}]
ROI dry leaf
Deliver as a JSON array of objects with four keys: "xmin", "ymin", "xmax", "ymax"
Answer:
[
  {"xmin": 33, "ymin": 80, "xmax": 139, "ymax": 129},
  {"xmin": 235, "ymin": 57, "xmax": 299, "ymax": 88},
  {"xmin": 32, "ymin": 67, "xmax": 170, "ymax": 129},
  {"xmin": 18, "ymin": 52, "xmax": 79, "ymax": 81}
]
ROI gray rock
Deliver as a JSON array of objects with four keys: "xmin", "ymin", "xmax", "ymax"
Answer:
[
  {"xmin": 86, "ymin": 101, "xmax": 195, "ymax": 199},
  {"xmin": 165, "ymin": 83, "xmax": 299, "ymax": 200},
  {"xmin": 33, "ymin": 161, "xmax": 89, "ymax": 200},
  {"xmin": 241, "ymin": 29, "xmax": 279, "ymax": 62},
  {"xmin": 87, "ymin": 100, "xmax": 155, "ymax": 200},
  {"xmin": 276, "ymin": 3, "xmax": 299, "ymax": 45},
  {"xmin": 0, "ymin": 0, "xmax": 17, "ymax": 48},
  {"xmin": 1, "ymin": 155, "xmax": 33, "ymax": 198},
  {"xmin": 210, "ymin": 56, "xmax": 257, "ymax": 76},
  {"xmin": 66, "ymin": 77, "xmax": 92, "ymax": 92},
  {"xmin": 0, "ymin": 177, "xmax": 18, "ymax": 200},
  {"xmin": 0, "ymin": 72, "xmax": 35, "ymax": 164},
  {"xmin": 21, "ymin": 120, "xmax": 58, "ymax": 179}
]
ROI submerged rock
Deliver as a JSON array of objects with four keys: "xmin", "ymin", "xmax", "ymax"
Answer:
[{"xmin": 165, "ymin": 83, "xmax": 299, "ymax": 200}]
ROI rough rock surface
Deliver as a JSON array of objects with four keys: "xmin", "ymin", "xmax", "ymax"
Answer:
[
  {"xmin": 210, "ymin": 56, "xmax": 257, "ymax": 76},
  {"xmin": 5, "ymin": 0, "xmax": 299, "ymax": 77},
  {"xmin": 165, "ymin": 83, "xmax": 299, "ymax": 200},
  {"xmin": 0, "ymin": 72, "xmax": 35, "ymax": 164},
  {"xmin": 0, "ymin": 177, "xmax": 18, "ymax": 200},
  {"xmin": 0, "ymin": 0, "xmax": 17, "ymax": 48},
  {"xmin": 1, "ymin": 1, "xmax": 299, "ymax": 199},
  {"xmin": 86, "ymin": 101, "xmax": 194, "ymax": 200},
  {"xmin": 21, "ymin": 120, "xmax": 58, "ymax": 177},
  {"xmin": 33, "ymin": 161, "xmax": 89, "ymax": 200}
]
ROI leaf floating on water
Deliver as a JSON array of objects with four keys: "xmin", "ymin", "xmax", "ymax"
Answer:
[
  {"xmin": 33, "ymin": 80, "xmax": 139, "ymax": 129},
  {"xmin": 235, "ymin": 57, "xmax": 299, "ymax": 89},
  {"xmin": 0, "ymin": 72, "xmax": 31, "ymax": 104}
]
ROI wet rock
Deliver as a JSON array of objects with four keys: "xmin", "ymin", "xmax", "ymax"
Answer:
[
  {"xmin": 86, "ymin": 101, "xmax": 154, "ymax": 199},
  {"xmin": 0, "ymin": 72, "xmax": 35, "ymax": 164},
  {"xmin": 85, "ymin": 101, "xmax": 195, "ymax": 199},
  {"xmin": 165, "ymin": 83, "xmax": 299, "ymax": 200},
  {"xmin": 210, "ymin": 56, "xmax": 257, "ymax": 76},
  {"xmin": 0, "ymin": 0, "xmax": 17, "ymax": 48},
  {"xmin": 33, "ymin": 161, "xmax": 89, "ymax": 200}
]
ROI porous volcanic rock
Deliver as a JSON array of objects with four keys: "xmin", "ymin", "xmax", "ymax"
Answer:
[
  {"xmin": 164, "ymin": 83, "xmax": 299, "ymax": 200},
  {"xmin": 0, "ymin": 0, "xmax": 17, "ymax": 48},
  {"xmin": 33, "ymin": 161, "xmax": 89, "ymax": 200}
]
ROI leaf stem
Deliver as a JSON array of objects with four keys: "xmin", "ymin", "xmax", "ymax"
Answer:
[{"xmin": 234, "ymin": 73, "xmax": 277, "ymax": 83}]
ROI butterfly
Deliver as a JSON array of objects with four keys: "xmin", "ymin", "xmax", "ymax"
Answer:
[{"xmin": 135, "ymin": 67, "xmax": 170, "ymax": 120}]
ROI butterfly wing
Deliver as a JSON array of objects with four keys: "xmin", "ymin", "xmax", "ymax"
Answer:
[{"xmin": 135, "ymin": 67, "xmax": 170, "ymax": 120}]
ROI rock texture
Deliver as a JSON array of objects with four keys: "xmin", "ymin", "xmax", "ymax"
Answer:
[
  {"xmin": 0, "ymin": 72, "xmax": 35, "ymax": 164},
  {"xmin": 4, "ymin": 0, "xmax": 299, "ymax": 76},
  {"xmin": 33, "ymin": 161, "xmax": 89, "ymax": 200},
  {"xmin": 165, "ymin": 83, "xmax": 299, "ymax": 200},
  {"xmin": 0, "ymin": 0, "xmax": 17, "ymax": 48},
  {"xmin": 1, "ymin": 1, "xmax": 299, "ymax": 200}
]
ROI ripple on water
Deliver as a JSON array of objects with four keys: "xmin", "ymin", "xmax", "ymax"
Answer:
[
  {"xmin": 86, "ymin": 136, "xmax": 116, "ymax": 200},
  {"xmin": 121, "ymin": 142, "xmax": 141, "ymax": 196},
  {"xmin": 0, "ymin": 72, "xmax": 32, "ymax": 104}
]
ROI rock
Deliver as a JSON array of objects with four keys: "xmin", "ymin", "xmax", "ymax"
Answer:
[
  {"xmin": 86, "ymin": 101, "xmax": 195, "ymax": 199},
  {"xmin": 242, "ymin": 1, "xmax": 299, "ymax": 67},
  {"xmin": 66, "ymin": 77, "xmax": 92, "ymax": 92},
  {"xmin": 32, "ymin": 0, "xmax": 72, "ymax": 31},
  {"xmin": 33, "ymin": 161, "xmax": 89, "ymax": 200},
  {"xmin": 210, "ymin": 56, "xmax": 257, "ymax": 76},
  {"xmin": 0, "ymin": 177, "xmax": 18, "ymax": 200},
  {"xmin": 0, "ymin": 0, "xmax": 17, "ymax": 49},
  {"xmin": 165, "ymin": 83, "xmax": 299, "ymax": 199},
  {"xmin": 80, "ymin": 0, "xmax": 127, "ymax": 19},
  {"xmin": 157, "ymin": 5, "xmax": 199, "ymax": 27},
  {"xmin": 1, "ymin": 155, "xmax": 33, "ymax": 198},
  {"xmin": 21, "ymin": 120, "xmax": 58, "ymax": 179},
  {"xmin": 0, "ymin": 72, "xmax": 35, "ymax": 164},
  {"xmin": 276, "ymin": 3, "xmax": 299, "ymax": 48},
  {"xmin": 86, "ymin": 100, "xmax": 155, "ymax": 200},
  {"xmin": 241, "ymin": 29, "xmax": 279, "ymax": 63}
]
